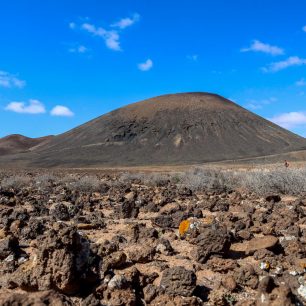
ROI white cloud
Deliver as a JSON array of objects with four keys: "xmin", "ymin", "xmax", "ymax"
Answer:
[
  {"xmin": 50, "ymin": 105, "xmax": 74, "ymax": 117},
  {"xmin": 241, "ymin": 40, "xmax": 284, "ymax": 56},
  {"xmin": 5, "ymin": 99, "xmax": 46, "ymax": 114},
  {"xmin": 138, "ymin": 59, "xmax": 153, "ymax": 71},
  {"xmin": 303, "ymin": 25, "xmax": 306, "ymax": 32},
  {"xmin": 0, "ymin": 71, "xmax": 26, "ymax": 88},
  {"xmin": 69, "ymin": 45, "xmax": 88, "ymax": 53},
  {"xmin": 269, "ymin": 111, "xmax": 306, "ymax": 129},
  {"xmin": 296, "ymin": 78, "xmax": 306, "ymax": 86},
  {"xmin": 105, "ymin": 31, "xmax": 120, "ymax": 51},
  {"xmin": 262, "ymin": 56, "xmax": 306, "ymax": 73},
  {"xmin": 187, "ymin": 54, "xmax": 198, "ymax": 61},
  {"xmin": 111, "ymin": 13, "xmax": 140, "ymax": 29},
  {"xmin": 5, "ymin": 100, "xmax": 74, "ymax": 117},
  {"xmin": 81, "ymin": 23, "xmax": 121, "ymax": 51}
]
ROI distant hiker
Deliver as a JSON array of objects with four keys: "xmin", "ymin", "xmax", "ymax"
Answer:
[{"xmin": 284, "ymin": 160, "xmax": 289, "ymax": 168}]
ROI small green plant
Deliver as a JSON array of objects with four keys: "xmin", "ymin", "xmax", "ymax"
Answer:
[
  {"xmin": 223, "ymin": 293, "xmax": 236, "ymax": 306},
  {"xmin": 171, "ymin": 176, "xmax": 180, "ymax": 184}
]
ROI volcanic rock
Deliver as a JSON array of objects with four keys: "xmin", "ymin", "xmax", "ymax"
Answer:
[
  {"xmin": 231, "ymin": 235, "xmax": 279, "ymax": 255},
  {"xmin": 160, "ymin": 266, "xmax": 196, "ymax": 297},
  {"xmin": 189, "ymin": 223, "xmax": 231, "ymax": 263},
  {"xmin": 0, "ymin": 236, "xmax": 19, "ymax": 260},
  {"xmin": 222, "ymin": 275, "xmax": 237, "ymax": 291},
  {"xmin": 0, "ymin": 290, "xmax": 72, "ymax": 306},
  {"xmin": 3, "ymin": 224, "xmax": 92, "ymax": 295}
]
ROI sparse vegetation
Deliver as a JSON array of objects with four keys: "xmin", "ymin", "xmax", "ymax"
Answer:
[
  {"xmin": 66, "ymin": 175, "xmax": 102, "ymax": 192},
  {"xmin": 1, "ymin": 166, "xmax": 306, "ymax": 196},
  {"xmin": 0, "ymin": 175, "xmax": 31, "ymax": 189},
  {"xmin": 118, "ymin": 166, "xmax": 306, "ymax": 196},
  {"xmin": 119, "ymin": 172, "xmax": 171, "ymax": 187},
  {"xmin": 35, "ymin": 173, "xmax": 56, "ymax": 187},
  {"xmin": 177, "ymin": 166, "xmax": 306, "ymax": 196}
]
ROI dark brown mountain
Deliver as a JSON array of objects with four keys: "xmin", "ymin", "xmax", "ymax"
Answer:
[
  {"xmin": 1, "ymin": 92, "xmax": 306, "ymax": 167},
  {"xmin": 0, "ymin": 134, "xmax": 53, "ymax": 156}
]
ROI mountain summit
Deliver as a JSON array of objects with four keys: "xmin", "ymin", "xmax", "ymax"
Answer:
[
  {"xmin": 17, "ymin": 93, "xmax": 306, "ymax": 167},
  {"xmin": 2, "ymin": 93, "xmax": 306, "ymax": 167}
]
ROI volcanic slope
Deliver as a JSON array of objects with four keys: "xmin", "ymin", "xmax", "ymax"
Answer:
[
  {"xmin": 0, "ymin": 134, "xmax": 53, "ymax": 156},
  {"xmin": 6, "ymin": 92, "xmax": 306, "ymax": 167}
]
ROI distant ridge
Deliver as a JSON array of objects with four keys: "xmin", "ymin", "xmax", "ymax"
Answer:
[
  {"xmin": 1, "ymin": 92, "xmax": 306, "ymax": 167},
  {"xmin": 0, "ymin": 134, "xmax": 53, "ymax": 156}
]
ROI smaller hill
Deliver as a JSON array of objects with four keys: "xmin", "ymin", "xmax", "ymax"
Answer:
[{"xmin": 0, "ymin": 134, "xmax": 53, "ymax": 156}]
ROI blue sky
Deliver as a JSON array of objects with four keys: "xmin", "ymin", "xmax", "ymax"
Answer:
[{"xmin": 1, "ymin": 0, "xmax": 306, "ymax": 137}]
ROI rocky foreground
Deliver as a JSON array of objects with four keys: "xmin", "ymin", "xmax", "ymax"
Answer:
[{"xmin": 0, "ymin": 171, "xmax": 306, "ymax": 305}]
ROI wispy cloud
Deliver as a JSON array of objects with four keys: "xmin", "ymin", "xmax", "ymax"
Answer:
[
  {"xmin": 0, "ymin": 71, "xmax": 26, "ymax": 88},
  {"xmin": 245, "ymin": 97, "xmax": 277, "ymax": 110},
  {"xmin": 262, "ymin": 56, "xmax": 306, "ymax": 73},
  {"xmin": 296, "ymin": 78, "xmax": 306, "ymax": 86},
  {"xmin": 71, "ymin": 14, "xmax": 140, "ymax": 52},
  {"xmin": 50, "ymin": 105, "xmax": 74, "ymax": 117},
  {"xmin": 5, "ymin": 99, "xmax": 46, "ymax": 114},
  {"xmin": 111, "ymin": 13, "xmax": 140, "ymax": 29},
  {"xmin": 245, "ymin": 103, "xmax": 263, "ymax": 110},
  {"xmin": 303, "ymin": 25, "xmax": 306, "ymax": 32},
  {"xmin": 241, "ymin": 40, "xmax": 284, "ymax": 56},
  {"xmin": 138, "ymin": 59, "xmax": 153, "ymax": 71},
  {"xmin": 69, "ymin": 22, "xmax": 76, "ymax": 29},
  {"xmin": 269, "ymin": 111, "xmax": 306, "ymax": 129},
  {"xmin": 68, "ymin": 45, "xmax": 88, "ymax": 53},
  {"xmin": 81, "ymin": 23, "xmax": 104, "ymax": 36},
  {"xmin": 187, "ymin": 54, "xmax": 198, "ymax": 61},
  {"xmin": 81, "ymin": 23, "xmax": 121, "ymax": 51}
]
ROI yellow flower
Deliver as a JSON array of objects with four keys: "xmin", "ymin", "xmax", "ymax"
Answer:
[{"xmin": 179, "ymin": 220, "xmax": 190, "ymax": 237}]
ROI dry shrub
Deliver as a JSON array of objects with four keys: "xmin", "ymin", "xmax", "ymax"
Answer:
[
  {"xmin": 119, "ymin": 172, "xmax": 170, "ymax": 187},
  {"xmin": 239, "ymin": 168, "xmax": 306, "ymax": 195},
  {"xmin": 119, "ymin": 172, "xmax": 146, "ymax": 183},
  {"xmin": 59, "ymin": 174, "xmax": 78, "ymax": 186},
  {"xmin": 67, "ymin": 175, "xmax": 102, "ymax": 192},
  {"xmin": 177, "ymin": 167, "xmax": 230, "ymax": 192},
  {"xmin": 35, "ymin": 174, "xmax": 56, "ymax": 187},
  {"xmin": 143, "ymin": 173, "xmax": 170, "ymax": 187},
  {"xmin": 1, "ymin": 175, "xmax": 32, "ymax": 189},
  {"xmin": 176, "ymin": 166, "xmax": 306, "ymax": 196}
]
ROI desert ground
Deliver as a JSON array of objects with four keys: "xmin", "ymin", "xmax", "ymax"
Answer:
[{"xmin": 1, "ymin": 164, "xmax": 306, "ymax": 305}]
